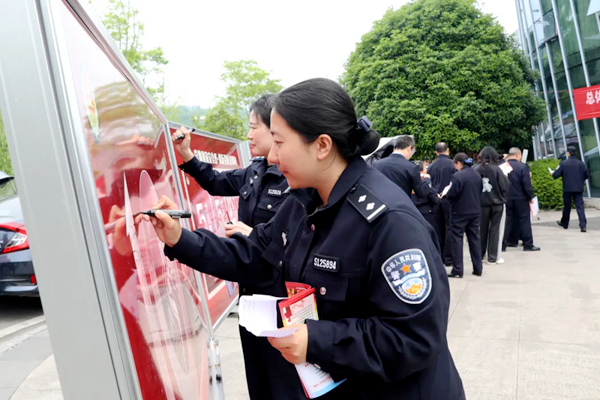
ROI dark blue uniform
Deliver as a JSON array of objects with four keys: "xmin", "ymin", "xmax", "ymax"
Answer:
[
  {"xmin": 374, "ymin": 153, "xmax": 436, "ymax": 200},
  {"xmin": 502, "ymin": 159, "xmax": 535, "ymax": 249},
  {"xmin": 446, "ymin": 167, "xmax": 483, "ymax": 277},
  {"xmin": 428, "ymin": 155, "xmax": 456, "ymax": 264},
  {"xmin": 412, "ymin": 176, "xmax": 442, "ymax": 246},
  {"xmin": 179, "ymin": 155, "xmax": 290, "ymax": 400},
  {"xmin": 168, "ymin": 158, "xmax": 465, "ymax": 400},
  {"xmin": 553, "ymin": 157, "xmax": 589, "ymax": 230}
]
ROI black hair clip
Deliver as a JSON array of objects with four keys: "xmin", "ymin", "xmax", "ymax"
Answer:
[{"xmin": 357, "ymin": 116, "xmax": 372, "ymax": 133}]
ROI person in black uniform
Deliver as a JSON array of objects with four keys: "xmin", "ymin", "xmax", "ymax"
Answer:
[
  {"xmin": 149, "ymin": 78, "xmax": 465, "ymax": 399},
  {"xmin": 373, "ymin": 135, "xmax": 438, "ymax": 202},
  {"xmin": 551, "ymin": 146, "xmax": 589, "ymax": 232},
  {"xmin": 474, "ymin": 147, "xmax": 510, "ymax": 265},
  {"xmin": 412, "ymin": 160, "xmax": 442, "ymax": 244},
  {"xmin": 429, "ymin": 142, "xmax": 455, "ymax": 265},
  {"xmin": 172, "ymin": 94, "xmax": 292, "ymax": 400},
  {"xmin": 502, "ymin": 148, "xmax": 540, "ymax": 251},
  {"xmin": 446, "ymin": 154, "xmax": 483, "ymax": 278}
]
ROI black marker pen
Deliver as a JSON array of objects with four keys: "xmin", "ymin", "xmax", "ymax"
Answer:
[
  {"xmin": 141, "ymin": 210, "xmax": 192, "ymax": 219},
  {"xmin": 175, "ymin": 128, "xmax": 195, "ymax": 141}
]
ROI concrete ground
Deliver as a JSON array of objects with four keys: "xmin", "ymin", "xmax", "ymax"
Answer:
[{"xmin": 10, "ymin": 209, "xmax": 600, "ymax": 399}]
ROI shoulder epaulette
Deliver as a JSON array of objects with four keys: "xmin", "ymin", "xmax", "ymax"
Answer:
[{"xmin": 347, "ymin": 183, "xmax": 388, "ymax": 223}]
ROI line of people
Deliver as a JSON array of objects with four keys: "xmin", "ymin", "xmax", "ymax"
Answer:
[{"xmin": 373, "ymin": 138, "xmax": 543, "ymax": 279}]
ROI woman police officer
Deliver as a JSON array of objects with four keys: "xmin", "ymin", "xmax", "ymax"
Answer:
[
  {"xmin": 172, "ymin": 93, "xmax": 297, "ymax": 399},
  {"xmin": 150, "ymin": 78, "xmax": 464, "ymax": 399}
]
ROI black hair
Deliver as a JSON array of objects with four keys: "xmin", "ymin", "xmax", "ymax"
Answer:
[
  {"xmin": 478, "ymin": 146, "xmax": 500, "ymax": 165},
  {"xmin": 567, "ymin": 146, "xmax": 578, "ymax": 156},
  {"xmin": 394, "ymin": 135, "xmax": 415, "ymax": 151},
  {"xmin": 249, "ymin": 93, "xmax": 276, "ymax": 129},
  {"xmin": 273, "ymin": 78, "xmax": 380, "ymax": 161},
  {"xmin": 454, "ymin": 152, "xmax": 473, "ymax": 167},
  {"xmin": 414, "ymin": 160, "xmax": 425, "ymax": 172},
  {"xmin": 435, "ymin": 142, "xmax": 449, "ymax": 153}
]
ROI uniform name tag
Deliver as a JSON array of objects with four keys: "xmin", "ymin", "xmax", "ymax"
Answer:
[
  {"xmin": 313, "ymin": 254, "xmax": 339, "ymax": 273},
  {"xmin": 268, "ymin": 188, "xmax": 282, "ymax": 197}
]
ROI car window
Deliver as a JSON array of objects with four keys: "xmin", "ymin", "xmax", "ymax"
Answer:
[{"xmin": 0, "ymin": 178, "xmax": 17, "ymax": 201}]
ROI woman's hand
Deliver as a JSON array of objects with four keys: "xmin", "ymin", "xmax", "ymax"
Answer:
[
  {"xmin": 141, "ymin": 195, "xmax": 182, "ymax": 247},
  {"xmin": 172, "ymin": 127, "xmax": 194, "ymax": 162},
  {"xmin": 225, "ymin": 221, "xmax": 253, "ymax": 237},
  {"xmin": 268, "ymin": 324, "xmax": 308, "ymax": 365}
]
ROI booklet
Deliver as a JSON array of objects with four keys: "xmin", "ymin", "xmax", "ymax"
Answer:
[
  {"xmin": 530, "ymin": 196, "xmax": 539, "ymax": 218},
  {"xmin": 237, "ymin": 283, "xmax": 345, "ymax": 398},
  {"xmin": 499, "ymin": 162, "xmax": 513, "ymax": 176}
]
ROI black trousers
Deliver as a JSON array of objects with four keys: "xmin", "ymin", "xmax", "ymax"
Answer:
[
  {"xmin": 503, "ymin": 199, "xmax": 533, "ymax": 248},
  {"xmin": 417, "ymin": 204, "xmax": 441, "ymax": 249},
  {"xmin": 450, "ymin": 213, "xmax": 483, "ymax": 276},
  {"xmin": 481, "ymin": 205, "xmax": 504, "ymax": 262},
  {"xmin": 435, "ymin": 199, "xmax": 453, "ymax": 265},
  {"xmin": 561, "ymin": 192, "xmax": 587, "ymax": 229}
]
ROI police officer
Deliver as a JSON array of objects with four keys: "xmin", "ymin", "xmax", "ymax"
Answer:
[
  {"xmin": 150, "ymin": 78, "xmax": 465, "ymax": 399},
  {"xmin": 373, "ymin": 135, "xmax": 439, "ymax": 202},
  {"xmin": 172, "ymin": 94, "xmax": 292, "ymax": 400},
  {"xmin": 446, "ymin": 154, "xmax": 483, "ymax": 278},
  {"xmin": 429, "ymin": 142, "xmax": 455, "ymax": 265},
  {"xmin": 502, "ymin": 148, "xmax": 540, "ymax": 251},
  {"xmin": 551, "ymin": 146, "xmax": 589, "ymax": 232},
  {"xmin": 412, "ymin": 161, "xmax": 442, "ymax": 244}
]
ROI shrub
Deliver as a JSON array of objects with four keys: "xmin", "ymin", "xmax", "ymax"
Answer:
[{"xmin": 528, "ymin": 158, "xmax": 563, "ymax": 210}]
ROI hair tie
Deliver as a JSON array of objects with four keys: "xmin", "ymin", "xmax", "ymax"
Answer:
[
  {"xmin": 465, "ymin": 158, "xmax": 473, "ymax": 165},
  {"xmin": 357, "ymin": 116, "xmax": 372, "ymax": 133}
]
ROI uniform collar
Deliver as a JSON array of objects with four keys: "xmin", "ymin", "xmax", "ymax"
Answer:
[
  {"xmin": 265, "ymin": 163, "xmax": 283, "ymax": 177},
  {"xmin": 390, "ymin": 153, "xmax": 406, "ymax": 160},
  {"xmin": 437, "ymin": 154, "xmax": 451, "ymax": 159},
  {"xmin": 308, "ymin": 157, "xmax": 367, "ymax": 216}
]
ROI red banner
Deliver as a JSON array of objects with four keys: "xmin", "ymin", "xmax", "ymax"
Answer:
[{"xmin": 574, "ymin": 84, "xmax": 600, "ymax": 121}]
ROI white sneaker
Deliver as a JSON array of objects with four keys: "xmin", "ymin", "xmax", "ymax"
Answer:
[{"xmin": 485, "ymin": 258, "xmax": 505, "ymax": 265}]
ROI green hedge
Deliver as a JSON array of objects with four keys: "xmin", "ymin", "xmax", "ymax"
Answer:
[
  {"xmin": 528, "ymin": 158, "xmax": 563, "ymax": 210},
  {"xmin": 0, "ymin": 112, "xmax": 13, "ymax": 176}
]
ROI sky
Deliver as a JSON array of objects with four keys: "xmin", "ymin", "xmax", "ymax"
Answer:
[{"xmin": 90, "ymin": 0, "xmax": 519, "ymax": 108}]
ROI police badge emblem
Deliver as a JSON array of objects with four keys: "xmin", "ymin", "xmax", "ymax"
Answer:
[{"xmin": 381, "ymin": 249, "xmax": 432, "ymax": 304}]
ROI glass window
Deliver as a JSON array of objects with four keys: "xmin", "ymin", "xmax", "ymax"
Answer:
[
  {"xmin": 579, "ymin": 119, "xmax": 600, "ymax": 196},
  {"xmin": 541, "ymin": 0, "xmax": 553, "ymax": 13},
  {"xmin": 573, "ymin": 0, "xmax": 600, "ymax": 65},
  {"xmin": 524, "ymin": 0, "xmax": 534, "ymax": 28},
  {"xmin": 542, "ymin": 11, "xmax": 557, "ymax": 42},
  {"xmin": 557, "ymin": 0, "xmax": 584, "ymax": 68},
  {"xmin": 588, "ymin": 57, "xmax": 600, "ymax": 86}
]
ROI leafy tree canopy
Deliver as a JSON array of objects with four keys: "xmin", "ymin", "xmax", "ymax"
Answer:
[{"xmin": 342, "ymin": 0, "xmax": 545, "ymax": 158}]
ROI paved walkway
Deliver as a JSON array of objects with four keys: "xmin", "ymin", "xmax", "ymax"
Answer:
[{"xmin": 11, "ymin": 210, "xmax": 600, "ymax": 399}]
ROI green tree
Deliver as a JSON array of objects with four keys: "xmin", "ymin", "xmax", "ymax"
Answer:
[
  {"xmin": 342, "ymin": 0, "xmax": 545, "ymax": 158},
  {"xmin": 0, "ymin": 112, "xmax": 13, "ymax": 175},
  {"xmin": 98, "ymin": 0, "xmax": 180, "ymax": 114},
  {"xmin": 196, "ymin": 60, "xmax": 282, "ymax": 139}
]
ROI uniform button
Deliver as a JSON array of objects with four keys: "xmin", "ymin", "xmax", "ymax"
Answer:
[
  {"xmin": 350, "ymin": 187, "xmax": 357, "ymax": 193},
  {"xmin": 311, "ymin": 224, "xmax": 315, "ymax": 231},
  {"xmin": 243, "ymin": 191, "xmax": 247, "ymax": 195},
  {"xmin": 267, "ymin": 204, "xmax": 272, "ymax": 210},
  {"xmin": 254, "ymin": 175, "xmax": 258, "ymax": 179},
  {"xmin": 278, "ymin": 261, "xmax": 283, "ymax": 267},
  {"xmin": 242, "ymin": 288, "xmax": 246, "ymax": 293},
  {"xmin": 320, "ymin": 287, "xmax": 326, "ymax": 296}
]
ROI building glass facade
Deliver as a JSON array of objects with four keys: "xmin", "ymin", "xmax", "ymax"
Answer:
[{"xmin": 516, "ymin": 0, "xmax": 600, "ymax": 197}]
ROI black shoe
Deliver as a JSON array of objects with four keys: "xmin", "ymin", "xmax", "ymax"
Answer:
[
  {"xmin": 523, "ymin": 246, "xmax": 540, "ymax": 251},
  {"xmin": 447, "ymin": 273, "xmax": 463, "ymax": 279},
  {"xmin": 501, "ymin": 247, "xmax": 507, "ymax": 252},
  {"xmin": 581, "ymin": 228, "xmax": 587, "ymax": 232},
  {"xmin": 506, "ymin": 243, "xmax": 518, "ymax": 248},
  {"xmin": 472, "ymin": 271, "xmax": 482, "ymax": 277},
  {"xmin": 557, "ymin": 221, "xmax": 567, "ymax": 229}
]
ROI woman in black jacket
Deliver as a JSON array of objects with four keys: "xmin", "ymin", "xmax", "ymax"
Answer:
[{"xmin": 474, "ymin": 147, "xmax": 510, "ymax": 265}]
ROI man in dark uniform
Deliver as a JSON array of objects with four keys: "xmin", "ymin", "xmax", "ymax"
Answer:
[
  {"xmin": 502, "ymin": 148, "xmax": 540, "ymax": 251},
  {"xmin": 551, "ymin": 146, "xmax": 589, "ymax": 232},
  {"xmin": 373, "ymin": 135, "xmax": 440, "ymax": 201},
  {"xmin": 412, "ymin": 161, "xmax": 442, "ymax": 244},
  {"xmin": 428, "ymin": 142, "xmax": 455, "ymax": 265}
]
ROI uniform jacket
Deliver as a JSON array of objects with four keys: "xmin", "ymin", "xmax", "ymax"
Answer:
[
  {"xmin": 166, "ymin": 157, "xmax": 464, "ymax": 400},
  {"xmin": 428, "ymin": 154, "xmax": 456, "ymax": 194},
  {"xmin": 179, "ymin": 156, "xmax": 290, "ymax": 227},
  {"xmin": 446, "ymin": 167, "xmax": 483, "ymax": 216},
  {"xmin": 552, "ymin": 157, "xmax": 589, "ymax": 193},
  {"xmin": 374, "ymin": 154, "xmax": 439, "ymax": 206},
  {"xmin": 505, "ymin": 159, "xmax": 534, "ymax": 201},
  {"xmin": 474, "ymin": 163, "xmax": 510, "ymax": 207}
]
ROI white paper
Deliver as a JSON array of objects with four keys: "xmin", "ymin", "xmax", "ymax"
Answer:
[
  {"xmin": 295, "ymin": 363, "xmax": 346, "ymax": 399},
  {"xmin": 530, "ymin": 196, "xmax": 539, "ymax": 217},
  {"xmin": 548, "ymin": 167, "xmax": 553, "ymax": 173},
  {"xmin": 440, "ymin": 182, "xmax": 452, "ymax": 197},
  {"xmin": 521, "ymin": 149, "xmax": 529, "ymax": 164},
  {"xmin": 238, "ymin": 295, "xmax": 298, "ymax": 337},
  {"xmin": 499, "ymin": 162, "xmax": 513, "ymax": 176}
]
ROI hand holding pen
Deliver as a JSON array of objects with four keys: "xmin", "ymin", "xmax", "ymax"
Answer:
[
  {"xmin": 172, "ymin": 126, "xmax": 195, "ymax": 163},
  {"xmin": 140, "ymin": 195, "xmax": 184, "ymax": 247}
]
